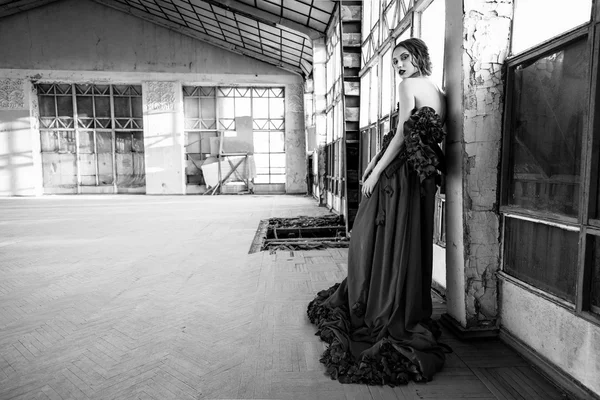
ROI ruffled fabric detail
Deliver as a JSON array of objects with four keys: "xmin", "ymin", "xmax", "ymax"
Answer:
[
  {"xmin": 380, "ymin": 107, "xmax": 446, "ymax": 183},
  {"xmin": 308, "ymin": 284, "xmax": 446, "ymax": 386}
]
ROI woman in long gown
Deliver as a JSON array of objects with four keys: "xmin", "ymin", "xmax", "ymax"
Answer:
[{"xmin": 307, "ymin": 38, "xmax": 448, "ymax": 386}]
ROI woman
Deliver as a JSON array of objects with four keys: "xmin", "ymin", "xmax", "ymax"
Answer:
[{"xmin": 307, "ymin": 38, "xmax": 448, "ymax": 386}]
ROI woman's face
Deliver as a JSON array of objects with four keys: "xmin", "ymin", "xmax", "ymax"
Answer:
[{"xmin": 392, "ymin": 46, "xmax": 419, "ymax": 79}]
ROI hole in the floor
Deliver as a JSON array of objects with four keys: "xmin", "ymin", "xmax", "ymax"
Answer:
[{"xmin": 248, "ymin": 215, "xmax": 350, "ymax": 253}]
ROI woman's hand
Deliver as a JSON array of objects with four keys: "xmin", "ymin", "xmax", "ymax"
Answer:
[
  {"xmin": 362, "ymin": 169, "xmax": 380, "ymax": 198},
  {"xmin": 362, "ymin": 161, "xmax": 375, "ymax": 182}
]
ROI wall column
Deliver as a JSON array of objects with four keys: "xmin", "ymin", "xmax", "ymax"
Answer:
[
  {"xmin": 142, "ymin": 81, "xmax": 185, "ymax": 195},
  {"xmin": 443, "ymin": 0, "xmax": 513, "ymax": 335},
  {"xmin": 0, "ymin": 78, "xmax": 42, "ymax": 196},
  {"xmin": 285, "ymin": 83, "xmax": 308, "ymax": 193}
]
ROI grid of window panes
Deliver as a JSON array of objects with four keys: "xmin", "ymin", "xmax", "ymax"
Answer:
[
  {"xmin": 502, "ymin": 3, "xmax": 599, "ymax": 317},
  {"xmin": 36, "ymin": 83, "xmax": 145, "ymax": 189},
  {"xmin": 182, "ymin": 86, "xmax": 218, "ymax": 185},
  {"xmin": 183, "ymin": 86, "xmax": 285, "ymax": 184},
  {"xmin": 324, "ymin": 15, "xmax": 345, "ymax": 206},
  {"xmin": 358, "ymin": 0, "xmax": 446, "ymax": 245}
]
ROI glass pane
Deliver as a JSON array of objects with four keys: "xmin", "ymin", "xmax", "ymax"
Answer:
[
  {"xmin": 40, "ymin": 131, "xmax": 58, "ymax": 152},
  {"xmin": 589, "ymin": 235, "xmax": 600, "ymax": 312},
  {"xmin": 58, "ymin": 131, "xmax": 76, "ymax": 153},
  {"xmin": 513, "ymin": 0, "xmax": 592, "ymax": 54},
  {"xmin": 184, "ymin": 97, "xmax": 199, "ymax": 119},
  {"xmin": 253, "ymin": 131, "xmax": 270, "ymax": 153},
  {"xmin": 269, "ymin": 97, "xmax": 285, "ymax": 119},
  {"xmin": 186, "ymin": 132, "xmax": 201, "ymax": 154},
  {"xmin": 39, "ymin": 96, "xmax": 56, "ymax": 117},
  {"xmin": 270, "ymin": 174, "xmax": 286, "ymax": 183},
  {"xmin": 94, "ymin": 97, "xmax": 111, "ymax": 118},
  {"xmin": 235, "ymin": 97, "xmax": 252, "ymax": 117},
  {"xmin": 96, "ymin": 132, "xmax": 112, "ymax": 153},
  {"xmin": 218, "ymin": 97, "xmax": 235, "ymax": 119},
  {"xmin": 254, "ymin": 154, "xmax": 269, "ymax": 171},
  {"xmin": 113, "ymin": 97, "xmax": 131, "ymax": 118},
  {"xmin": 78, "ymin": 131, "xmax": 94, "ymax": 153},
  {"xmin": 200, "ymin": 97, "xmax": 216, "ymax": 120},
  {"xmin": 56, "ymin": 96, "xmax": 73, "ymax": 117},
  {"xmin": 270, "ymin": 153, "xmax": 286, "ymax": 168},
  {"xmin": 131, "ymin": 97, "xmax": 142, "ymax": 118},
  {"xmin": 507, "ymin": 38, "xmax": 588, "ymax": 216},
  {"xmin": 421, "ymin": 0, "xmax": 446, "ymax": 89},
  {"xmin": 381, "ymin": 47, "xmax": 392, "ymax": 117},
  {"xmin": 360, "ymin": 72, "xmax": 370, "ymax": 128},
  {"xmin": 76, "ymin": 96, "xmax": 93, "ymax": 118},
  {"xmin": 504, "ymin": 217, "xmax": 578, "ymax": 302},
  {"xmin": 253, "ymin": 97, "xmax": 269, "ymax": 118},
  {"xmin": 369, "ymin": 65, "xmax": 378, "ymax": 123},
  {"xmin": 132, "ymin": 132, "xmax": 144, "ymax": 153},
  {"xmin": 254, "ymin": 174, "xmax": 270, "ymax": 184},
  {"xmin": 269, "ymin": 131, "xmax": 285, "ymax": 153},
  {"xmin": 116, "ymin": 132, "xmax": 132, "ymax": 153}
]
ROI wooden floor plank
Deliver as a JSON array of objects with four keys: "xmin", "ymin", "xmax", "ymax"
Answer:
[{"xmin": 0, "ymin": 196, "xmax": 571, "ymax": 400}]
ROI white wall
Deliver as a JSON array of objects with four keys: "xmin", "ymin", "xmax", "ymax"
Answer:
[{"xmin": 501, "ymin": 280, "xmax": 600, "ymax": 396}]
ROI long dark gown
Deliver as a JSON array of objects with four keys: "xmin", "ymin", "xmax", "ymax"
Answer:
[{"xmin": 307, "ymin": 106, "xmax": 448, "ymax": 386}]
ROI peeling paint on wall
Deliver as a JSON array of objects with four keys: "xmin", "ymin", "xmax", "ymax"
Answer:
[
  {"xmin": 0, "ymin": 79, "xmax": 25, "ymax": 110},
  {"xmin": 462, "ymin": 0, "xmax": 513, "ymax": 327}
]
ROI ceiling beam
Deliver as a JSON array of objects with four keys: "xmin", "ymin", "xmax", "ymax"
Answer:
[
  {"xmin": 93, "ymin": 0, "xmax": 305, "ymax": 77},
  {"xmin": 204, "ymin": 0, "xmax": 323, "ymax": 40},
  {"xmin": 0, "ymin": 0, "xmax": 61, "ymax": 19}
]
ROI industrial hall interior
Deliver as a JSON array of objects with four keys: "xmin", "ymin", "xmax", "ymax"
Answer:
[{"xmin": 1, "ymin": 0, "xmax": 600, "ymax": 399}]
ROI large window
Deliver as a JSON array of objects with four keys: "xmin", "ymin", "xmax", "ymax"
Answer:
[
  {"xmin": 359, "ymin": 0, "xmax": 447, "ymax": 246},
  {"xmin": 501, "ymin": 6, "xmax": 599, "ymax": 321},
  {"xmin": 512, "ymin": 0, "xmax": 593, "ymax": 54},
  {"xmin": 183, "ymin": 86, "xmax": 285, "ymax": 185},
  {"xmin": 37, "ymin": 83, "xmax": 145, "ymax": 193}
]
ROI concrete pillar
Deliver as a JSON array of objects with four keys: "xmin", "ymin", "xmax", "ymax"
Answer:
[
  {"xmin": 142, "ymin": 81, "xmax": 186, "ymax": 195},
  {"xmin": 285, "ymin": 82, "xmax": 308, "ymax": 193},
  {"xmin": 0, "ymin": 78, "xmax": 42, "ymax": 196},
  {"xmin": 443, "ymin": 0, "xmax": 513, "ymax": 335},
  {"xmin": 312, "ymin": 38, "xmax": 328, "ymax": 204}
]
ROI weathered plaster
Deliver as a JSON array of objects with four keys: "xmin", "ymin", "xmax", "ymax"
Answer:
[
  {"xmin": 461, "ymin": 0, "xmax": 512, "ymax": 327},
  {"xmin": 0, "ymin": 78, "xmax": 25, "ymax": 110}
]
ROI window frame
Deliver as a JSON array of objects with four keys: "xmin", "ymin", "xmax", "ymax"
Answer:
[{"xmin": 499, "ymin": 11, "xmax": 600, "ymax": 326}]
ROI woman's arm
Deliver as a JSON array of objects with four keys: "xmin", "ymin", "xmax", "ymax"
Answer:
[{"xmin": 361, "ymin": 80, "xmax": 415, "ymax": 197}]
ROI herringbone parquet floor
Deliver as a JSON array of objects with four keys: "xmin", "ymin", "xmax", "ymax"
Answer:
[{"xmin": 0, "ymin": 195, "xmax": 566, "ymax": 400}]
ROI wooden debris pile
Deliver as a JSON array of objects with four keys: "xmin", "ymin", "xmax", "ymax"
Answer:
[{"xmin": 261, "ymin": 215, "xmax": 349, "ymax": 253}]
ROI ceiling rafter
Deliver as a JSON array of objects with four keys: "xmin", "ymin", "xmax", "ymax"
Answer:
[
  {"xmin": 202, "ymin": 0, "xmax": 322, "ymax": 40},
  {"xmin": 0, "ymin": 0, "xmax": 61, "ymax": 18},
  {"xmin": 1, "ymin": 0, "xmax": 336, "ymax": 77},
  {"xmin": 94, "ymin": 0, "xmax": 305, "ymax": 75}
]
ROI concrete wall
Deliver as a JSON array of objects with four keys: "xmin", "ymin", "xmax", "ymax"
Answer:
[
  {"xmin": 0, "ymin": 0, "xmax": 305, "ymax": 196},
  {"xmin": 0, "ymin": 79, "xmax": 41, "ymax": 196},
  {"xmin": 501, "ymin": 280, "xmax": 600, "ymax": 396}
]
